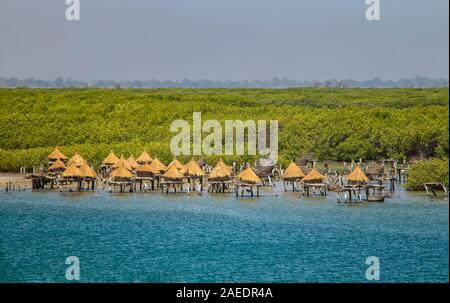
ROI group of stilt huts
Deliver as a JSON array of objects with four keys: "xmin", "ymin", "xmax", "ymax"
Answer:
[{"xmin": 30, "ymin": 147, "xmax": 411, "ymax": 201}]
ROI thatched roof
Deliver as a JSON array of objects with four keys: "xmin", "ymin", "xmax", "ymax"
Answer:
[
  {"xmin": 79, "ymin": 163, "xmax": 97, "ymax": 179},
  {"xmin": 347, "ymin": 165, "xmax": 369, "ymax": 184},
  {"xmin": 282, "ymin": 162, "xmax": 305, "ymax": 180},
  {"xmin": 163, "ymin": 166, "xmax": 184, "ymax": 180},
  {"xmin": 168, "ymin": 158, "xmax": 184, "ymax": 170},
  {"xmin": 302, "ymin": 168, "xmax": 326, "ymax": 183},
  {"xmin": 215, "ymin": 159, "xmax": 232, "ymax": 173},
  {"xmin": 102, "ymin": 151, "xmax": 119, "ymax": 166},
  {"xmin": 184, "ymin": 159, "xmax": 205, "ymax": 177},
  {"xmin": 147, "ymin": 157, "xmax": 168, "ymax": 174},
  {"xmin": 48, "ymin": 147, "xmax": 68, "ymax": 160},
  {"xmin": 67, "ymin": 153, "xmax": 86, "ymax": 167},
  {"xmin": 112, "ymin": 155, "xmax": 132, "ymax": 170},
  {"xmin": 127, "ymin": 155, "xmax": 140, "ymax": 170},
  {"xmin": 136, "ymin": 151, "xmax": 153, "ymax": 164},
  {"xmin": 135, "ymin": 164, "xmax": 153, "ymax": 174},
  {"xmin": 208, "ymin": 166, "xmax": 231, "ymax": 180},
  {"xmin": 110, "ymin": 166, "xmax": 134, "ymax": 179},
  {"xmin": 48, "ymin": 159, "xmax": 66, "ymax": 171},
  {"xmin": 61, "ymin": 163, "xmax": 83, "ymax": 179},
  {"xmin": 236, "ymin": 167, "xmax": 262, "ymax": 184}
]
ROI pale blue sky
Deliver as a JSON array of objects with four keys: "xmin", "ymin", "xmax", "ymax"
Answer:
[{"xmin": 0, "ymin": 0, "xmax": 448, "ymax": 80}]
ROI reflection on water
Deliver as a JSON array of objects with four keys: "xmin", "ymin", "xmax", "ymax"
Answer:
[{"xmin": 0, "ymin": 182, "xmax": 448, "ymax": 282}]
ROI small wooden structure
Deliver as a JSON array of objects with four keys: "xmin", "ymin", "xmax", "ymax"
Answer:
[
  {"xmin": 135, "ymin": 164, "xmax": 156, "ymax": 190},
  {"xmin": 48, "ymin": 159, "xmax": 66, "ymax": 174},
  {"xmin": 367, "ymin": 184, "xmax": 385, "ymax": 202},
  {"xmin": 235, "ymin": 166, "xmax": 262, "ymax": 197},
  {"xmin": 109, "ymin": 166, "xmax": 134, "ymax": 193},
  {"xmin": 101, "ymin": 151, "xmax": 119, "ymax": 174},
  {"xmin": 282, "ymin": 162, "xmax": 305, "ymax": 191},
  {"xmin": 136, "ymin": 150, "xmax": 153, "ymax": 165},
  {"xmin": 47, "ymin": 147, "xmax": 68, "ymax": 165},
  {"xmin": 61, "ymin": 163, "xmax": 84, "ymax": 191},
  {"xmin": 301, "ymin": 168, "xmax": 327, "ymax": 196},
  {"xmin": 160, "ymin": 166, "xmax": 185, "ymax": 193},
  {"xmin": 208, "ymin": 159, "xmax": 233, "ymax": 193},
  {"xmin": 183, "ymin": 159, "xmax": 205, "ymax": 192},
  {"xmin": 67, "ymin": 152, "xmax": 86, "ymax": 168},
  {"xmin": 424, "ymin": 183, "xmax": 449, "ymax": 196}
]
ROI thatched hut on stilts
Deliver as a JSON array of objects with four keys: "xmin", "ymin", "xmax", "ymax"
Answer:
[
  {"xmin": 47, "ymin": 147, "xmax": 68, "ymax": 165},
  {"xmin": 136, "ymin": 150, "xmax": 153, "ymax": 165},
  {"xmin": 208, "ymin": 159, "xmax": 233, "ymax": 193},
  {"xmin": 145, "ymin": 157, "xmax": 168, "ymax": 188},
  {"xmin": 337, "ymin": 165, "xmax": 371, "ymax": 202},
  {"xmin": 161, "ymin": 166, "xmax": 185, "ymax": 193},
  {"xmin": 109, "ymin": 166, "xmax": 134, "ymax": 193},
  {"xmin": 183, "ymin": 159, "xmax": 205, "ymax": 193},
  {"xmin": 61, "ymin": 163, "xmax": 84, "ymax": 191},
  {"xmin": 235, "ymin": 166, "xmax": 262, "ymax": 197},
  {"xmin": 301, "ymin": 168, "xmax": 327, "ymax": 196},
  {"xmin": 101, "ymin": 151, "xmax": 119, "ymax": 175},
  {"xmin": 282, "ymin": 162, "xmax": 305, "ymax": 191}
]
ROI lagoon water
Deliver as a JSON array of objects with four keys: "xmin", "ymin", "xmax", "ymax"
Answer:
[{"xmin": 0, "ymin": 184, "xmax": 448, "ymax": 282}]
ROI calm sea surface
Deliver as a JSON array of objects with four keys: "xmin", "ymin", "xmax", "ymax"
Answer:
[{"xmin": 0, "ymin": 184, "xmax": 448, "ymax": 282}]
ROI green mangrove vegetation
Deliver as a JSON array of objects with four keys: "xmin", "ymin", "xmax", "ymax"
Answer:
[{"xmin": 0, "ymin": 87, "xmax": 448, "ymax": 172}]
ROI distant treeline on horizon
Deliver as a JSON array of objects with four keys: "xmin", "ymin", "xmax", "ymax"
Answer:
[{"xmin": 0, "ymin": 76, "xmax": 448, "ymax": 89}]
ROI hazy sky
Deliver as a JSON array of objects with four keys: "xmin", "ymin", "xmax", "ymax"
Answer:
[{"xmin": 0, "ymin": 0, "xmax": 448, "ymax": 81}]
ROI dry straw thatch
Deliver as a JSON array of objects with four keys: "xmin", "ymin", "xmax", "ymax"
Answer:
[
  {"xmin": 236, "ymin": 167, "xmax": 262, "ymax": 184},
  {"xmin": 302, "ymin": 168, "xmax": 326, "ymax": 183},
  {"xmin": 48, "ymin": 159, "xmax": 66, "ymax": 172},
  {"xmin": 184, "ymin": 159, "xmax": 205, "ymax": 177},
  {"xmin": 110, "ymin": 166, "xmax": 134, "ymax": 179},
  {"xmin": 102, "ymin": 151, "xmax": 119, "ymax": 166},
  {"xmin": 48, "ymin": 147, "xmax": 68, "ymax": 161},
  {"xmin": 347, "ymin": 165, "xmax": 369, "ymax": 185},
  {"xmin": 163, "ymin": 166, "xmax": 185, "ymax": 180},
  {"xmin": 147, "ymin": 157, "xmax": 168, "ymax": 174},
  {"xmin": 79, "ymin": 163, "xmax": 97, "ymax": 179},
  {"xmin": 282, "ymin": 162, "xmax": 305, "ymax": 180},
  {"xmin": 168, "ymin": 158, "xmax": 184, "ymax": 170},
  {"xmin": 127, "ymin": 155, "xmax": 140, "ymax": 170},
  {"xmin": 67, "ymin": 153, "xmax": 86, "ymax": 167},
  {"xmin": 112, "ymin": 155, "xmax": 132, "ymax": 170},
  {"xmin": 136, "ymin": 151, "xmax": 153, "ymax": 165},
  {"xmin": 61, "ymin": 163, "xmax": 83, "ymax": 179}
]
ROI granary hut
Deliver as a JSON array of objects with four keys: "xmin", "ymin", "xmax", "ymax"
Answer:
[
  {"xmin": 136, "ymin": 150, "xmax": 153, "ymax": 165},
  {"xmin": 235, "ymin": 166, "xmax": 262, "ymax": 197},
  {"xmin": 79, "ymin": 163, "xmax": 98, "ymax": 190},
  {"xmin": 67, "ymin": 153, "xmax": 86, "ymax": 167},
  {"xmin": 48, "ymin": 147, "xmax": 68, "ymax": 164},
  {"xmin": 161, "ymin": 166, "xmax": 186, "ymax": 193},
  {"xmin": 183, "ymin": 159, "xmax": 205, "ymax": 191},
  {"xmin": 167, "ymin": 158, "xmax": 184, "ymax": 172},
  {"xmin": 109, "ymin": 166, "xmax": 134, "ymax": 193},
  {"xmin": 347, "ymin": 165, "xmax": 369, "ymax": 186},
  {"xmin": 61, "ymin": 163, "xmax": 84, "ymax": 191},
  {"xmin": 147, "ymin": 157, "xmax": 168, "ymax": 175},
  {"xmin": 282, "ymin": 162, "xmax": 305, "ymax": 191},
  {"xmin": 301, "ymin": 168, "xmax": 327, "ymax": 196},
  {"xmin": 48, "ymin": 159, "xmax": 66, "ymax": 174},
  {"xmin": 112, "ymin": 155, "xmax": 132, "ymax": 171},
  {"xmin": 127, "ymin": 155, "xmax": 140, "ymax": 171},
  {"xmin": 102, "ymin": 151, "xmax": 119, "ymax": 168}
]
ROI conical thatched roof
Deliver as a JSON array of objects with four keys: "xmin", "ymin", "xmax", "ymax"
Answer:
[
  {"xmin": 236, "ymin": 167, "xmax": 261, "ymax": 184},
  {"xmin": 215, "ymin": 159, "xmax": 232, "ymax": 173},
  {"xmin": 79, "ymin": 163, "xmax": 97, "ymax": 179},
  {"xmin": 67, "ymin": 153, "xmax": 86, "ymax": 167},
  {"xmin": 163, "ymin": 166, "xmax": 185, "ymax": 180},
  {"xmin": 127, "ymin": 155, "xmax": 140, "ymax": 170},
  {"xmin": 135, "ymin": 164, "xmax": 153, "ymax": 174},
  {"xmin": 112, "ymin": 155, "xmax": 132, "ymax": 170},
  {"xmin": 184, "ymin": 159, "xmax": 205, "ymax": 177},
  {"xmin": 168, "ymin": 158, "xmax": 184, "ymax": 170},
  {"xmin": 147, "ymin": 157, "xmax": 168, "ymax": 174},
  {"xmin": 110, "ymin": 166, "xmax": 134, "ymax": 179},
  {"xmin": 209, "ymin": 166, "xmax": 231, "ymax": 180},
  {"xmin": 48, "ymin": 159, "xmax": 66, "ymax": 171},
  {"xmin": 302, "ymin": 168, "xmax": 326, "ymax": 183},
  {"xmin": 61, "ymin": 163, "xmax": 83, "ymax": 178},
  {"xmin": 283, "ymin": 162, "xmax": 305, "ymax": 180},
  {"xmin": 48, "ymin": 147, "xmax": 68, "ymax": 160},
  {"xmin": 102, "ymin": 151, "xmax": 119, "ymax": 166},
  {"xmin": 347, "ymin": 165, "xmax": 369, "ymax": 184},
  {"xmin": 136, "ymin": 150, "xmax": 153, "ymax": 165}
]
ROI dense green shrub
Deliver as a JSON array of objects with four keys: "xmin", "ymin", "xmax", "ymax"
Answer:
[
  {"xmin": 0, "ymin": 88, "xmax": 448, "ymax": 171},
  {"xmin": 405, "ymin": 159, "xmax": 449, "ymax": 190}
]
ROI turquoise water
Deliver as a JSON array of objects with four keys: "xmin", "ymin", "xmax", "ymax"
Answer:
[{"xmin": 0, "ymin": 184, "xmax": 448, "ymax": 282}]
